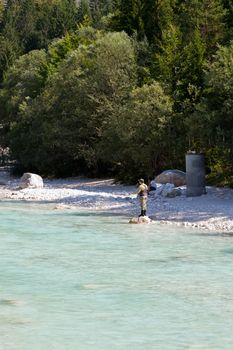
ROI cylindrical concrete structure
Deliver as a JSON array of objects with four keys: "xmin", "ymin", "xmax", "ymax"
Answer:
[{"xmin": 186, "ymin": 153, "xmax": 206, "ymax": 197}]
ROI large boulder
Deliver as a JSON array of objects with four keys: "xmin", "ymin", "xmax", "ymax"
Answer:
[
  {"xmin": 161, "ymin": 183, "xmax": 175, "ymax": 197},
  {"xmin": 153, "ymin": 183, "xmax": 182, "ymax": 197},
  {"xmin": 19, "ymin": 173, "xmax": 43, "ymax": 189},
  {"xmin": 166, "ymin": 188, "xmax": 182, "ymax": 198},
  {"xmin": 155, "ymin": 169, "xmax": 186, "ymax": 187}
]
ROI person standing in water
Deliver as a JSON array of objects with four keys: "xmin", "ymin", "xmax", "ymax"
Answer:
[{"xmin": 136, "ymin": 178, "xmax": 148, "ymax": 217}]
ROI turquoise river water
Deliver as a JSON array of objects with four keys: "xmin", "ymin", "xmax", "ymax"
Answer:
[{"xmin": 0, "ymin": 201, "xmax": 233, "ymax": 350}]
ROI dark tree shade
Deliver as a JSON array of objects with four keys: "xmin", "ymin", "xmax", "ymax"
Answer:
[{"xmin": 113, "ymin": 0, "xmax": 144, "ymax": 39}]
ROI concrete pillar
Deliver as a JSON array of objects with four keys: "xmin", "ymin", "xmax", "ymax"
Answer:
[{"xmin": 186, "ymin": 153, "xmax": 206, "ymax": 197}]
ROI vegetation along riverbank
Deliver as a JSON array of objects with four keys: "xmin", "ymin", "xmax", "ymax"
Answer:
[{"xmin": 0, "ymin": 0, "xmax": 233, "ymax": 185}]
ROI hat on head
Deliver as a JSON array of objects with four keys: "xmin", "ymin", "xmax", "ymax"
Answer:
[{"xmin": 138, "ymin": 178, "xmax": 144, "ymax": 183}]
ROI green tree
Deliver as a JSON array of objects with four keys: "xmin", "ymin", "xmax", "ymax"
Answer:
[
  {"xmin": 156, "ymin": 23, "xmax": 182, "ymax": 88},
  {"xmin": 77, "ymin": 0, "xmax": 92, "ymax": 23},
  {"xmin": 0, "ymin": 34, "xmax": 21, "ymax": 82},
  {"xmin": 0, "ymin": 0, "xmax": 22, "ymax": 80},
  {"xmin": 196, "ymin": 42, "xmax": 233, "ymax": 146},
  {"xmin": 222, "ymin": 0, "xmax": 233, "ymax": 40},
  {"xmin": 0, "ymin": 0, "xmax": 79, "ymax": 82},
  {"xmin": 187, "ymin": 42, "xmax": 233, "ymax": 184},
  {"xmin": 178, "ymin": 0, "xmax": 226, "ymax": 56},
  {"xmin": 0, "ymin": 0, "xmax": 4, "ymax": 23},
  {"xmin": 7, "ymin": 31, "xmax": 137, "ymax": 176},
  {"xmin": 174, "ymin": 29, "xmax": 206, "ymax": 110},
  {"xmin": 142, "ymin": 0, "xmax": 175, "ymax": 46},
  {"xmin": 0, "ymin": 50, "xmax": 47, "ymax": 122},
  {"xmin": 99, "ymin": 82, "xmax": 173, "ymax": 180},
  {"xmin": 89, "ymin": 0, "xmax": 117, "ymax": 24},
  {"xmin": 1, "ymin": 0, "xmax": 79, "ymax": 53},
  {"xmin": 113, "ymin": 0, "xmax": 144, "ymax": 39}
]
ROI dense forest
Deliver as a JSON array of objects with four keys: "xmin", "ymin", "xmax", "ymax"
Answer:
[{"xmin": 0, "ymin": 0, "xmax": 233, "ymax": 184}]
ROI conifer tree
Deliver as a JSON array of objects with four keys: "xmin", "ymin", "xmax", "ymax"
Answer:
[
  {"xmin": 178, "ymin": 0, "xmax": 226, "ymax": 56},
  {"xmin": 77, "ymin": 0, "xmax": 92, "ymax": 23},
  {"xmin": 200, "ymin": 0, "xmax": 226, "ymax": 52},
  {"xmin": 89, "ymin": 0, "xmax": 116, "ymax": 21},
  {"xmin": 113, "ymin": 0, "xmax": 144, "ymax": 39},
  {"xmin": 0, "ymin": 1, "xmax": 4, "ymax": 23},
  {"xmin": 222, "ymin": 0, "xmax": 233, "ymax": 40},
  {"xmin": 0, "ymin": 0, "xmax": 22, "ymax": 81},
  {"xmin": 174, "ymin": 29, "xmax": 206, "ymax": 111},
  {"xmin": 105, "ymin": 0, "xmax": 116, "ymax": 13},
  {"xmin": 156, "ymin": 24, "xmax": 182, "ymax": 88},
  {"xmin": 142, "ymin": 0, "xmax": 174, "ymax": 46}
]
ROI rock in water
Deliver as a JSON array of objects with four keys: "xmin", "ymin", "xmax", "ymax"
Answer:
[
  {"xmin": 19, "ymin": 173, "xmax": 43, "ymax": 189},
  {"xmin": 129, "ymin": 216, "xmax": 152, "ymax": 224}
]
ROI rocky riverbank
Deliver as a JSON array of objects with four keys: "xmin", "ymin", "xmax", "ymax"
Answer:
[{"xmin": 0, "ymin": 170, "xmax": 233, "ymax": 232}]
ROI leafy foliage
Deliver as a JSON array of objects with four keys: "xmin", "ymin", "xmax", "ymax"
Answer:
[
  {"xmin": 0, "ymin": 50, "xmax": 47, "ymax": 122},
  {"xmin": 0, "ymin": 0, "xmax": 233, "ymax": 185},
  {"xmin": 7, "ymin": 31, "xmax": 137, "ymax": 176},
  {"xmin": 99, "ymin": 82, "xmax": 173, "ymax": 180}
]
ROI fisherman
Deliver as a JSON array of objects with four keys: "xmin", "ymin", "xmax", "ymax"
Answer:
[{"xmin": 136, "ymin": 178, "xmax": 148, "ymax": 217}]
